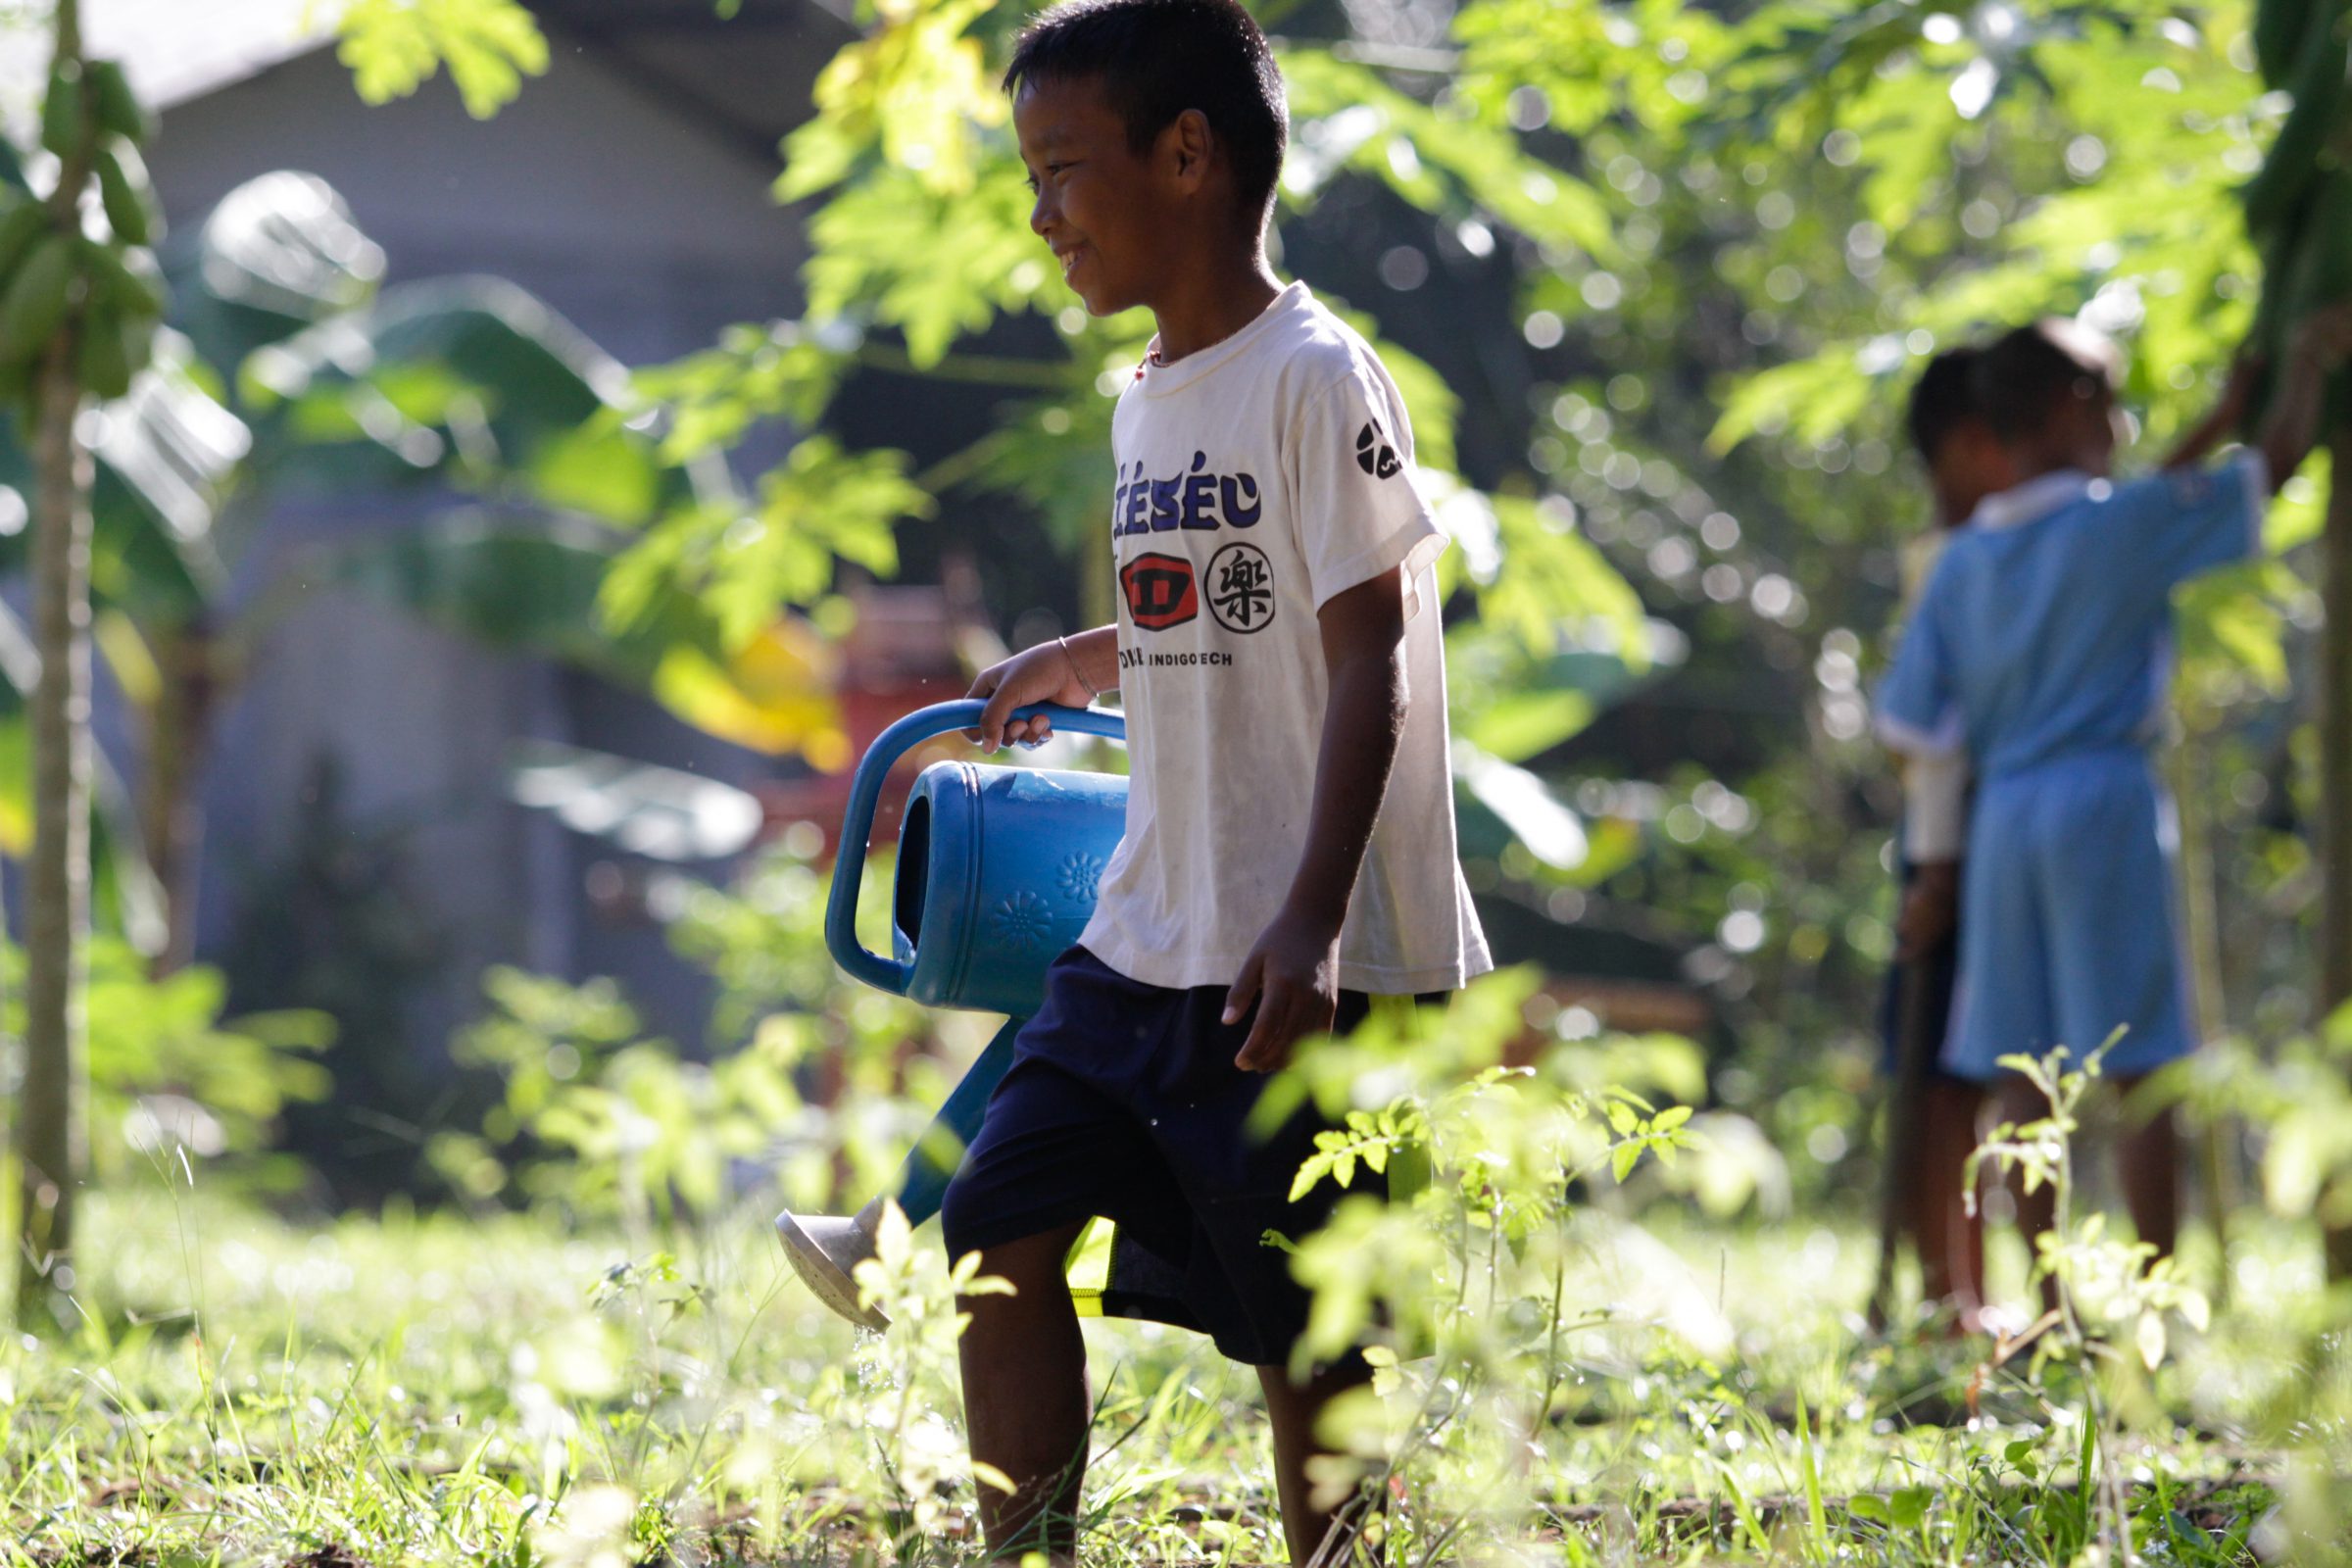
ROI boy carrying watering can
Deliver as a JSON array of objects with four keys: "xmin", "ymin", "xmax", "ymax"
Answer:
[{"xmin": 931, "ymin": 3, "xmax": 1489, "ymax": 1560}]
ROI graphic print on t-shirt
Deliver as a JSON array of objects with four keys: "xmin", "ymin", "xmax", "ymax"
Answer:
[
  {"xmin": 1206, "ymin": 542, "xmax": 1275, "ymax": 633},
  {"xmin": 1112, "ymin": 454, "xmax": 1264, "ymax": 538},
  {"xmin": 1085, "ymin": 281, "xmax": 1492, "ymax": 996},
  {"xmin": 1120, "ymin": 553, "xmax": 1199, "ymax": 631}
]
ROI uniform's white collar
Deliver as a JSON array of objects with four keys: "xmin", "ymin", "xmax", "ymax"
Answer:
[{"xmin": 1969, "ymin": 469, "xmax": 2107, "ymax": 532}]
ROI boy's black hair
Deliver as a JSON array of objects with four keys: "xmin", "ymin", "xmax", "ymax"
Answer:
[
  {"xmin": 1971, "ymin": 318, "xmax": 2123, "ymax": 442},
  {"xmin": 1907, "ymin": 346, "xmax": 1983, "ymax": 462},
  {"xmin": 1004, "ymin": 0, "xmax": 1287, "ymax": 226}
]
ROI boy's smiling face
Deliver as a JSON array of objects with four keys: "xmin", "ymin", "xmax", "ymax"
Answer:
[{"xmin": 1015, "ymin": 73, "xmax": 1184, "ymax": 317}]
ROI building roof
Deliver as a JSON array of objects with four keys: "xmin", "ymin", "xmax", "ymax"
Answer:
[
  {"xmin": 0, "ymin": 0, "xmax": 840, "ymax": 164},
  {"xmin": 0, "ymin": 0, "xmax": 839, "ymax": 110},
  {"xmin": 0, "ymin": 0, "xmax": 333, "ymax": 116}
]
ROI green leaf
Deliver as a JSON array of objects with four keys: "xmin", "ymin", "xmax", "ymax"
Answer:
[
  {"xmin": 313, "ymin": 510, "xmax": 829, "ymax": 763},
  {"xmin": 1476, "ymin": 496, "xmax": 1649, "ymax": 664},
  {"xmin": 600, "ymin": 436, "xmax": 922, "ymax": 652},
  {"xmin": 1281, "ymin": 51, "xmax": 1619, "ymax": 265},
  {"xmin": 632, "ymin": 318, "xmax": 853, "ymax": 466},
  {"xmin": 530, "ymin": 423, "xmax": 663, "ymax": 527},
  {"xmin": 774, "ymin": 0, "xmax": 1004, "ymax": 203},
  {"xmin": 337, "ymin": 0, "xmax": 550, "ymax": 120},
  {"xmin": 1453, "ymin": 742, "xmax": 1589, "ymax": 869},
  {"xmin": 1458, "ymin": 690, "xmax": 1599, "ymax": 764},
  {"xmin": 804, "ymin": 162, "xmax": 1045, "ymax": 368}
]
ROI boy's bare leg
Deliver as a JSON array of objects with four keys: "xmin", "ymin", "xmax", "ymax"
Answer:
[
  {"xmin": 1259, "ymin": 1361, "xmax": 1376, "ymax": 1565},
  {"xmin": 1992, "ymin": 1073, "xmax": 2061, "ymax": 1316},
  {"xmin": 2113, "ymin": 1072, "xmax": 2180, "ymax": 1259},
  {"xmin": 1917, "ymin": 1078, "xmax": 1987, "ymax": 1330},
  {"xmin": 960, "ymin": 1221, "xmax": 1091, "ymax": 1564}
]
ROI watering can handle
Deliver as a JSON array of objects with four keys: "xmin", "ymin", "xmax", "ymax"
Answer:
[{"xmin": 824, "ymin": 700, "xmax": 1129, "ymax": 996}]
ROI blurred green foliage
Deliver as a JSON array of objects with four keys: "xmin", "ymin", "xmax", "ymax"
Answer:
[
  {"xmin": 24, "ymin": 934, "xmax": 332, "ymax": 1182},
  {"xmin": 432, "ymin": 840, "xmax": 950, "ymax": 1228},
  {"xmin": 334, "ymin": 0, "xmax": 550, "ymax": 120}
]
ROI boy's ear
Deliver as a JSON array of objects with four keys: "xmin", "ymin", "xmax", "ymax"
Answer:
[{"xmin": 1165, "ymin": 107, "xmax": 1215, "ymax": 192}]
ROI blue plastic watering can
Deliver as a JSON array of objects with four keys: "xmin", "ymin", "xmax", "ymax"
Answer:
[
  {"xmin": 781, "ymin": 700, "xmax": 1127, "ymax": 1327},
  {"xmin": 823, "ymin": 699, "xmax": 1130, "ymax": 1017}
]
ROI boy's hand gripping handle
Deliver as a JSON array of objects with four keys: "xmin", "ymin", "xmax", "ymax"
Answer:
[{"xmin": 823, "ymin": 700, "xmax": 1128, "ymax": 996}]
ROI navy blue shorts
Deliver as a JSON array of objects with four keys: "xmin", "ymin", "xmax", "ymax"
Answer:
[{"xmin": 940, "ymin": 947, "xmax": 1385, "ymax": 1367}]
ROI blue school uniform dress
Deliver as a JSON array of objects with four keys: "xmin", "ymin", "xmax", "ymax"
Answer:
[{"xmin": 1875, "ymin": 457, "xmax": 2264, "ymax": 1082}]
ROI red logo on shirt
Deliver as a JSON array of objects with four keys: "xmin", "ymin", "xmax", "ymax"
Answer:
[{"xmin": 1121, "ymin": 553, "xmax": 1199, "ymax": 630}]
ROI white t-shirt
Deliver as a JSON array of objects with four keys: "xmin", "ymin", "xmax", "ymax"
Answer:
[
  {"xmin": 1078, "ymin": 282, "xmax": 1493, "ymax": 995},
  {"xmin": 1895, "ymin": 530, "xmax": 1969, "ymax": 862}
]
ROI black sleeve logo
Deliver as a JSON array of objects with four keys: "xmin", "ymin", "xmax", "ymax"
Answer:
[
  {"xmin": 1120, "ymin": 553, "xmax": 1199, "ymax": 630},
  {"xmin": 1355, "ymin": 419, "xmax": 1402, "ymax": 479}
]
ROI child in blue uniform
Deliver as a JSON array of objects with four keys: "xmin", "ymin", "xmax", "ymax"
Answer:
[
  {"xmin": 942, "ymin": 4, "xmax": 1491, "ymax": 1561},
  {"xmin": 1878, "ymin": 316, "xmax": 2339, "ymax": 1272}
]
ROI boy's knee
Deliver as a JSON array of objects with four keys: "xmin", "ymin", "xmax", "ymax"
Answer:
[
  {"xmin": 941, "ymin": 1182, "xmax": 1077, "ymax": 1290},
  {"xmin": 1992, "ymin": 1072, "xmax": 2052, "ymax": 1123},
  {"xmin": 939, "ymin": 1172, "xmax": 989, "ymax": 1262}
]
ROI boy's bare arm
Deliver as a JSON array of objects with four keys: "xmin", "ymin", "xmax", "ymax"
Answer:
[
  {"xmin": 1227, "ymin": 566, "xmax": 1409, "ymax": 1072},
  {"xmin": 968, "ymin": 624, "xmax": 1120, "ymax": 749},
  {"xmin": 2161, "ymin": 357, "xmax": 2262, "ymax": 471},
  {"xmin": 2171, "ymin": 309, "xmax": 2352, "ymax": 488},
  {"xmin": 2251, "ymin": 307, "xmax": 2352, "ymax": 492},
  {"xmin": 1897, "ymin": 860, "xmax": 1960, "ymax": 961}
]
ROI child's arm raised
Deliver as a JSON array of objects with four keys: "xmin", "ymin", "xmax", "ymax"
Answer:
[
  {"xmin": 1226, "ymin": 566, "xmax": 1408, "ymax": 1072},
  {"xmin": 2166, "ymin": 309, "xmax": 2352, "ymax": 489},
  {"xmin": 2249, "ymin": 307, "xmax": 2352, "ymax": 492},
  {"xmin": 2161, "ymin": 356, "xmax": 2263, "ymax": 472}
]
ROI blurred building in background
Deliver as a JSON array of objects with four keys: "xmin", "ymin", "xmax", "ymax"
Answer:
[{"xmin": 10, "ymin": 1, "xmax": 858, "ymax": 1096}]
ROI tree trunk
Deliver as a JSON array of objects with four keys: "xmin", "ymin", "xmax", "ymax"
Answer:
[
  {"xmin": 139, "ymin": 621, "xmax": 216, "ymax": 975},
  {"xmin": 15, "ymin": 0, "xmax": 92, "ymax": 1329},
  {"xmin": 2169, "ymin": 730, "xmax": 2237, "ymax": 1303},
  {"xmin": 2324, "ymin": 431, "xmax": 2352, "ymax": 1281}
]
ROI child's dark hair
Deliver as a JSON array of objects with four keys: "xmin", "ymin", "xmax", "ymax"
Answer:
[
  {"xmin": 1004, "ymin": 0, "xmax": 1287, "ymax": 225},
  {"xmin": 1971, "ymin": 318, "xmax": 2122, "ymax": 441},
  {"xmin": 1906, "ymin": 347, "xmax": 1983, "ymax": 462}
]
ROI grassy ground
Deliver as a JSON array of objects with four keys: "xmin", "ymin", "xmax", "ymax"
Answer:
[{"xmin": 8, "ymin": 1174, "xmax": 2331, "ymax": 1567}]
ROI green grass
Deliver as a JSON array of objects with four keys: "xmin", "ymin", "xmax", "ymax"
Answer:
[{"xmin": 7, "ymin": 1179, "xmax": 2327, "ymax": 1566}]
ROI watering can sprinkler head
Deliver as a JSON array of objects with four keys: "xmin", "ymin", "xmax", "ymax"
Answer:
[{"xmin": 776, "ymin": 1199, "xmax": 892, "ymax": 1332}]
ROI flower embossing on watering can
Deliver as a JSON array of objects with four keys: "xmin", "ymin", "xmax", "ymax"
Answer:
[
  {"xmin": 990, "ymin": 889, "xmax": 1055, "ymax": 953},
  {"xmin": 1057, "ymin": 852, "xmax": 1106, "ymax": 905}
]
